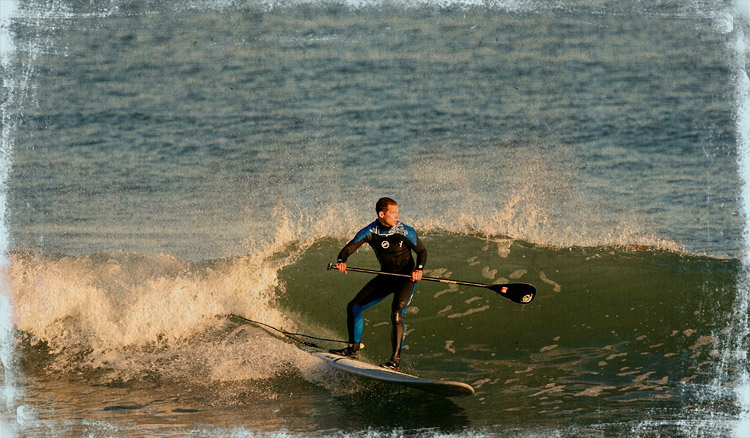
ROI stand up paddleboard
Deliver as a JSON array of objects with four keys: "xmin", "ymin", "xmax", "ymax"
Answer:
[
  {"xmin": 229, "ymin": 314, "xmax": 474, "ymax": 396},
  {"xmin": 308, "ymin": 348, "xmax": 475, "ymax": 397}
]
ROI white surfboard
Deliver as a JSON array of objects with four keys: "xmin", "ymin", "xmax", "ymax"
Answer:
[{"xmin": 309, "ymin": 349, "xmax": 475, "ymax": 397}]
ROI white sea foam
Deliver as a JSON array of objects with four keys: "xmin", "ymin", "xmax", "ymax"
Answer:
[{"xmin": 9, "ymin": 250, "xmax": 292, "ymax": 375}]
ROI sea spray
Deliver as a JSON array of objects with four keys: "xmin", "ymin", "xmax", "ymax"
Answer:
[{"xmin": 410, "ymin": 139, "xmax": 683, "ymax": 252}]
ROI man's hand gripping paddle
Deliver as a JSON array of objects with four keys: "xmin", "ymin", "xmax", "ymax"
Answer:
[{"xmin": 327, "ymin": 263, "xmax": 536, "ymax": 305}]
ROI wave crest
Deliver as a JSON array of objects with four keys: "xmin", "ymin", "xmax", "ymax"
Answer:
[{"xmin": 10, "ymin": 251, "xmax": 290, "ymax": 376}]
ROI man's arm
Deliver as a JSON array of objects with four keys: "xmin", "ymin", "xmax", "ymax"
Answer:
[
  {"xmin": 410, "ymin": 235, "xmax": 427, "ymax": 282},
  {"xmin": 335, "ymin": 234, "xmax": 369, "ymax": 274}
]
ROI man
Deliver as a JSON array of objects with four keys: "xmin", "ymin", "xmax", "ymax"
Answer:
[{"xmin": 330, "ymin": 197, "xmax": 427, "ymax": 370}]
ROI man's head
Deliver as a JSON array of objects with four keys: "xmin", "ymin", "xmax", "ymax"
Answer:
[{"xmin": 376, "ymin": 197, "xmax": 399, "ymax": 228}]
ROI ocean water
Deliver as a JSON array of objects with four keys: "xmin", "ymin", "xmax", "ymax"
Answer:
[{"xmin": 0, "ymin": 0, "xmax": 749, "ymax": 436}]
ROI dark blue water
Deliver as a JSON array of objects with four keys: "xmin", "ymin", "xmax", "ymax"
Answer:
[{"xmin": 8, "ymin": 1, "xmax": 741, "ymax": 259}]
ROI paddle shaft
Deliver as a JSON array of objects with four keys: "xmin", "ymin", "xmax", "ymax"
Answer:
[{"xmin": 327, "ymin": 263, "xmax": 490, "ymax": 289}]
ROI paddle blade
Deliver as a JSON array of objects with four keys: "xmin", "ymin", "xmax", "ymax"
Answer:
[{"xmin": 488, "ymin": 283, "xmax": 536, "ymax": 304}]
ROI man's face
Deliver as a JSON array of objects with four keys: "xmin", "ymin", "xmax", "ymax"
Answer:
[{"xmin": 378, "ymin": 204, "xmax": 399, "ymax": 228}]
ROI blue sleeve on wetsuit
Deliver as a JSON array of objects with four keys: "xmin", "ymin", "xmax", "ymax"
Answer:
[
  {"xmin": 337, "ymin": 221, "xmax": 377, "ymax": 263},
  {"xmin": 352, "ymin": 221, "xmax": 378, "ymax": 243}
]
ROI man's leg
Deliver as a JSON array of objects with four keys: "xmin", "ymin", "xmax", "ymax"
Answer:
[
  {"xmin": 383, "ymin": 279, "xmax": 418, "ymax": 369},
  {"xmin": 330, "ymin": 275, "xmax": 390, "ymax": 357},
  {"xmin": 347, "ymin": 275, "xmax": 391, "ymax": 344}
]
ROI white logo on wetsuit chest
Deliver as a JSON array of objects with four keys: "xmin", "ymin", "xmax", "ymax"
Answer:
[{"xmin": 381, "ymin": 241, "xmax": 390, "ymax": 249}]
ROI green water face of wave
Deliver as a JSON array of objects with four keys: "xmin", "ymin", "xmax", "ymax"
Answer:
[{"xmin": 279, "ymin": 234, "xmax": 738, "ymax": 426}]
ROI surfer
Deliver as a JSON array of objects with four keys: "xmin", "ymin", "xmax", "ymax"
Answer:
[{"xmin": 330, "ymin": 197, "xmax": 427, "ymax": 370}]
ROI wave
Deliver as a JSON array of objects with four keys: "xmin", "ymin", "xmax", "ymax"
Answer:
[
  {"xmin": 9, "ymin": 233, "xmax": 737, "ymax": 388},
  {"xmin": 10, "ymin": 251, "xmax": 292, "ymax": 378},
  {"xmin": 4, "ymin": 229, "xmax": 742, "ymax": 438}
]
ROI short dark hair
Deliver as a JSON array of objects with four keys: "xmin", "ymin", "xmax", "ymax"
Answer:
[{"xmin": 376, "ymin": 197, "xmax": 397, "ymax": 214}]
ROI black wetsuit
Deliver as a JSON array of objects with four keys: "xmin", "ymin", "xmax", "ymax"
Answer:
[{"xmin": 337, "ymin": 220, "xmax": 427, "ymax": 359}]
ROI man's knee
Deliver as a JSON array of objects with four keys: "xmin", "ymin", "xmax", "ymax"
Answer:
[
  {"xmin": 391, "ymin": 309, "xmax": 403, "ymax": 325},
  {"xmin": 349, "ymin": 302, "xmax": 366, "ymax": 319}
]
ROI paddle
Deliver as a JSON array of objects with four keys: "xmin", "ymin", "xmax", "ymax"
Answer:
[{"xmin": 327, "ymin": 263, "xmax": 536, "ymax": 304}]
